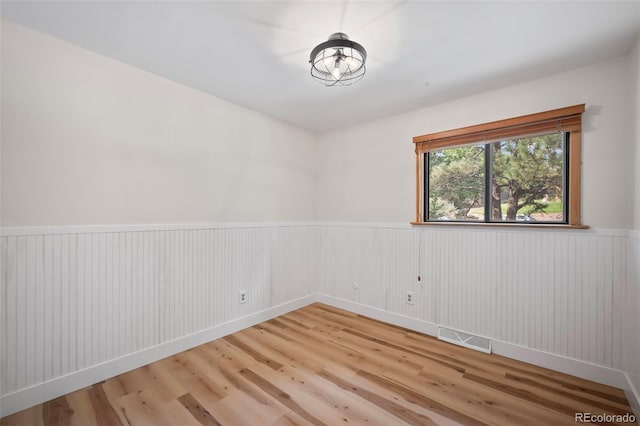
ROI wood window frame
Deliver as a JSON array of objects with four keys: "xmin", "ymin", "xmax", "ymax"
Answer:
[{"xmin": 412, "ymin": 104, "xmax": 588, "ymax": 228}]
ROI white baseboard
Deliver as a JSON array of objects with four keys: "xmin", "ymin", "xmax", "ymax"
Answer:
[
  {"xmin": 490, "ymin": 340, "xmax": 627, "ymax": 389},
  {"xmin": 315, "ymin": 293, "xmax": 441, "ymax": 336},
  {"xmin": 625, "ymin": 374, "xmax": 640, "ymax": 422},
  {"xmin": 0, "ymin": 294, "xmax": 316, "ymax": 418},
  {"xmin": 316, "ymin": 294, "xmax": 632, "ymax": 392}
]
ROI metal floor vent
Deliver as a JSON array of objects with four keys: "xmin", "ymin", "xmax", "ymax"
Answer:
[{"xmin": 437, "ymin": 326, "xmax": 492, "ymax": 354}]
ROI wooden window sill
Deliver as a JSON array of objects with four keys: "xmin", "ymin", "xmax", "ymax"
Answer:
[{"xmin": 410, "ymin": 221, "xmax": 590, "ymax": 229}]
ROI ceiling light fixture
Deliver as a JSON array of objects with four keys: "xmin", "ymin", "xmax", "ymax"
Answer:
[{"xmin": 309, "ymin": 32, "xmax": 367, "ymax": 86}]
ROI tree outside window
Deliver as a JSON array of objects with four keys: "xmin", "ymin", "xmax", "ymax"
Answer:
[{"xmin": 413, "ymin": 104, "xmax": 584, "ymax": 227}]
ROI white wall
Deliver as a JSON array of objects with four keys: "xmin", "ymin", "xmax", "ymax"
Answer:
[
  {"xmin": 317, "ymin": 56, "xmax": 634, "ymax": 229},
  {"xmin": 1, "ymin": 21, "xmax": 317, "ymax": 226}
]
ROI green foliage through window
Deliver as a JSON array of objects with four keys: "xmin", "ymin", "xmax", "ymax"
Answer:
[{"xmin": 426, "ymin": 132, "xmax": 566, "ymax": 223}]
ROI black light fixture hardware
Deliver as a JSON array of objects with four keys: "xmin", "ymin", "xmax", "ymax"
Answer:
[{"xmin": 309, "ymin": 32, "xmax": 367, "ymax": 86}]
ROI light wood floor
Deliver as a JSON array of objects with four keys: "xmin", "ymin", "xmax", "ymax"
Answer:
[{"xmin": 1, "ymin": 303, "xmax": 634, "ymax": 425}]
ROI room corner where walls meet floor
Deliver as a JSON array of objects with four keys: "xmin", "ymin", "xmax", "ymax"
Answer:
[{"xmin": 1, "ymin": 223, "xmax": 639, "ymax": 419}]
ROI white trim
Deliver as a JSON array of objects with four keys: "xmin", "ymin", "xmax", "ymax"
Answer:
[
  {"xmin": 319, "ymin": 222, "xmax": 417, "ymax": 230},
  {"xmin": 490, "ymin": 340, "xmax": 627, "ymax": 389},
  {"xmin": 0, "ymin": 222, "xmax": 630, "ymax": 237},
  {"xmin": 0, "ymin": 294, "xmax": 317, "ymax": 418},
  {"xmin": 321, "ymin": 222, "xmax": 630, "ymax": 236},
  {"xmin": 0, "ymin": 222, "xmax": 318, "ymax": 236},
  {"xmin": 316, "ymin": 294, "xmax": 630, "ymax": 389},
  {"xmin": 315, "ymin": 293, "xmax": 440, "ymax": 336},
  {"xmin": 624, "ymin": 373, "xmax": 640, "ymax": 421}
]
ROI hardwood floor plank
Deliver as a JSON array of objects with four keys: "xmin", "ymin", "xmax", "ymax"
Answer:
[
  {"xmin": 253, "ymin": 323, "xmax": 294, "ymax": 342},
  {"xmin": 99, "ymin": 378, "xmax": 131, "ymax": 425},
  {"xmin": 318, "ymin": 369, "xmax": 438, "ymax": 425},
  {"xmin": 500, "ymin": 364, "xmax": 630, "ymax": 404},
  {"xmin": 208, "ymin": 391, "xmax": 285, "ymax": 426},
  {"xmin": 318, "ymin": 363, "xmax": 466, "ymax": 426},
  {"xmin": 214, "ymin": 361, "xmax": 275, "ymax": 406},
  {"xmin": 276, "ymin": 315, "xmax": 312, "ymax": 331},
  {"xmin": 270, "ymin": 414, "xmax": 304, "ymax": 426},
  {"xmin": 199, "ymin": 339, "xmax": 260, "ymax": 373},
  {"xmin": 385, "ymin": 364, "xmax": 575, "ymax": 426},
  {"xmin": 164, "ymin": 399, "xmax": 207, "ymax": 426},
  {"xmin": 66, "ymin": 389, "xmax": 98, "ymax": 426},
  {"xmin": 338, "ymin": 327, "xmax": 465, "ymax": 374},
  {"xmin": 292, "ymin": 309, "xmax": 351, "ymax": 332},
  {"xmin": 223, "ymin": 334, "xmax": 284, "ymax": 371},
  {"xmin": 159, "ymin": 352, "xmax": 227, "ymax": 404},
  {"xmin": 266, "ymin": 318, "xmax": 289, "ymax": 329},
  {"xmin": 116, "ymin": 387, "xmax": 199, "ymax": 426},
  {"xmin": 504, "ymin": 373, "xmax": 631, "ymax": 414},
  {"xmin": 42, "ymin": 396, "xmax": 73, "ymax": 426},
  {"xmin": 239, "ymin": 368, "xmax": 326, "ymax": 426},
  {"xmin": 355, "ymin": 369, "xmax": 486, "ymax": 425},
  {"xmin": 462, "ymin": 372, "xmax": 584, "ymax": 418},
  {"xmin": 2, "ymin": 303, "xmax": 633, "ymax": 426},
  {"xmin": 141, "ymin": 363, "xmax": 189, "ymax": 402},
  {"xmin": 241, "ymin": 325, "xmax": 328, "ymax": 372},
  {"xmin": 88, "ymin": 384, "xmax": 124, "ymax": 426},
  {"xmin": 177, "ymin": 393, "xmax": 222, "ymax": 426},
  {"xmin": 310, "ymin": 303, "xmax": 358, "ymax": 318},
  {"xmin": 452, "ymin": 368, "xmax": 629, "ymax": 420},
  {"xmin": 0, "ymin": 405, "xmax": 44, "ymax": 426},
  {"xmin": 405, "ymin": 330, "xmax": 628, "ymax": 402},
  {"xmin": 264, "ymin": 361, "xmax": 417, "ymax": 425},
  {"xmin": 261, "ymin": 316, "xmax": 387, "ymax": 374}
]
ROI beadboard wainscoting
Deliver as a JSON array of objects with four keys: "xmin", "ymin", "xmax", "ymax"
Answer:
[
  {"xmin": 317, "ymin": 224, "xmax": 639, "ymax": 410},
  {"xmin": 626, "ymin": 231, "xmax": 640, "ymax": 414},
  {"xmin": 319, "ymin": 225, "xmax": 627, "ymax": 369},
  {"xmin": 1, "ymin": 223, "xmax": 639, "ymax": 417},
  {"xmin": 0, "ymin": 224, "xmax": 319, "ymax": 416}
]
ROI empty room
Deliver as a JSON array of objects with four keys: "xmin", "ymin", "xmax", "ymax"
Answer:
[{"xmin": 1, "ymin": 1, "xmax": 640, "ymax": 425}]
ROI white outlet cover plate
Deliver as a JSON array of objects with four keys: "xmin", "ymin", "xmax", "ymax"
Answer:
[{"xmin": 406, "ymin": 291, "xmax": 415, "ymax": 305}]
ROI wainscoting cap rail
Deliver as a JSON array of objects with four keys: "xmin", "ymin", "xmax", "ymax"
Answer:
[
  {"xmin": 0, "ymin": 223, "xmax": 631, "ymax": 237},
  {"xmin": 0, "ymin": 222, "xmax": 319, "ymax": 236},
  {"xmin": 321, "ymin": 223, "xmax": 629, "ymax": 237}
]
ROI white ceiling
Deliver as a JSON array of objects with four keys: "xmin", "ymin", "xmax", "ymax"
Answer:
[{"xmin": 2, "ymin": 1, "xmax": 639, "ymax": 133}]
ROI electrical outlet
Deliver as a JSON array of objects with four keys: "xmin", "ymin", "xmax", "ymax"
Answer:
[
  {"xmin": 352, "ymin": 282, "xmax": 359, "ymax": 289},
  {"xmin": 406, "ymin": 291, "xmax": 415, "ymax": 305},
  {"xmin": 239, "ymin": 290, "xmax": 247, "ymax": 304}
]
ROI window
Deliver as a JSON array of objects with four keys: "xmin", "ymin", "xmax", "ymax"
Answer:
[{"xmin": 413, "ymin": 104, "xmax": 586, "ymax": 227}]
